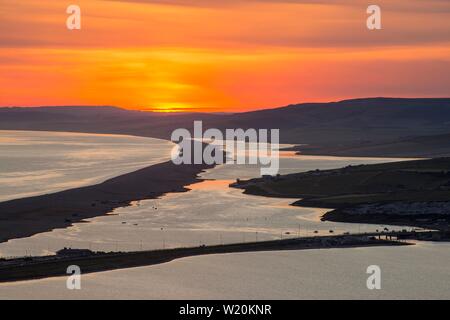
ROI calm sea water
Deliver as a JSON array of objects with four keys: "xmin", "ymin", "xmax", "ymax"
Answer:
[
  {"xmin": 0, "ymin": 131, "xmax": 447, "ymax": 299},
  {"xmin": 1, "ymin": 242, "xmax": 449, "ymax": 299},
  {"xmin": 0, "ymin": 130, "xmax": 174, "ymax": 202},
  {"xmin": 0, "ymin": 143, "xmax": 408, "ymax": 257}
]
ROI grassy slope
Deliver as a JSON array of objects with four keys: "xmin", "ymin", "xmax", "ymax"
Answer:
[
  {"xmin": 233, "ymin": 158, "xmax": 450, "ymax": 229},
  {"xmin": 240, "ymin": 158, "xmax": 450, "ymax": 205}
]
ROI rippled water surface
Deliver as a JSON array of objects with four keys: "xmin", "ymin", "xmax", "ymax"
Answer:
[
  {"xmin": 1, "ymin": 242, "xmax": 449, "ymax": 300},
  {"xmin": 0, "ymin": 130, "xmax": 174, "ymax": 202},
  {"xmin": 0, "ymin": 140, "xmax": 408, "ymax": 257},
  {"xmin": 1, "ymin": 132, "xmax": 447, "ymax": 299}
]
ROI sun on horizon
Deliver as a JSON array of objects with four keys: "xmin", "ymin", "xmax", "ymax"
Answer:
[{"xmin": 1, "ymin": 0, "xmax": 449, "ymax": 113}]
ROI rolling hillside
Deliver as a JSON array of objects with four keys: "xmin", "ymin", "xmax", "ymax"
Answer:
[{"xmin": 2, "ymin": 98, "xmax": 450, "ymax": 157}]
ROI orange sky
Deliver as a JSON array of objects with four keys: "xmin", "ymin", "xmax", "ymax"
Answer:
[{"xmin": 0, "ymin": 0, "xmax": 449, "ymax": 112}]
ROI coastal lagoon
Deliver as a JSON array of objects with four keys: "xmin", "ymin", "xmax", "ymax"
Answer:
[
  {"xmin": 0, "ymin": 131, "xmax": 407, "ymax": 257},
  {"xmin": 1, "ymin": 131, "xmax": 447, "ymax": 299}
]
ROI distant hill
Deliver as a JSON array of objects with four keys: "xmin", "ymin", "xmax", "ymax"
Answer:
[
  {"xmin": 294, "ymin": 132, "xmax": 450, "ymax": 158},
  {"xmin": 1, "ymin": 98, "xmax": 450, "ymax": 157},
  {"xmin": 0, "ymin": 106, "xmax": 219, "ymax": 140},
  {"xmin": 215, "ymin": 97, "xmax": 450, "ymax": 144}
]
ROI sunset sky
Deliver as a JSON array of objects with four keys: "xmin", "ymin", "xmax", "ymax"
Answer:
[{"xmin": 1, "ymin": 0, "xmax": 449, "ymax": 112}]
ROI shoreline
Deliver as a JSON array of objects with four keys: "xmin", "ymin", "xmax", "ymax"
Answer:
[
  {"xmin": 2, "ymin": 129, "xmax": 441, "ymax": 248},
  {"xmin": 0, "ymin": 160, "xmax": 213, "ymax": 244},
  {"xmin": 0, "ymin": 130, "xmax": 175, "ymax": 204},
  {"xmin": 0, "ymin": 235, "xmax": 409, "ymax": 283},
  {"xmin": 231, "ymin": 158, "xmax": 450, "ymax": 232},
  {"xmin": 236, "ymin": 185, "xmax": 450, "ymax": 232}
]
